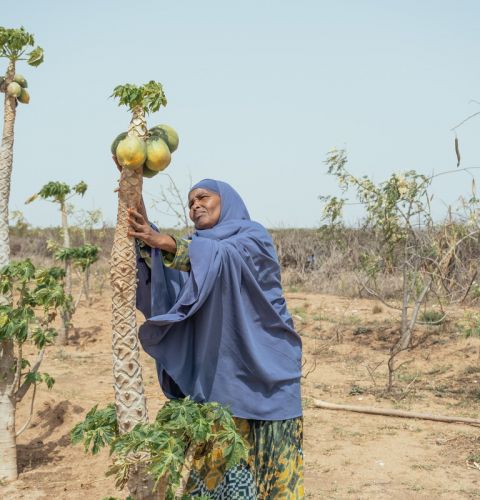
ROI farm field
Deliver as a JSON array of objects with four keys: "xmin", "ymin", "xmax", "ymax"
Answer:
[{"xmin": 1, "ymin": 291, "xmax": 479, "ymax": 500}]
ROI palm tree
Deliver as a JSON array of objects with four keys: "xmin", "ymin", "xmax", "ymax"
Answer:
[
  {"xmin": 111, "ymin": 81, "xmax": 167, "ymax": 499},
  {"xmin": 0, "ymin": 26, "xmax": 43, "ymax": 482}
]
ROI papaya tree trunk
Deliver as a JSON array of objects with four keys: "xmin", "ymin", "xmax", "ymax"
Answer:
[
  {"xmin": 0, "ymin": 340, "xmax": 18, "ymax": 481},
  {"xmin": 0, "ymin": 61, "xmax": 18, "ymax": 481},
  {"xmin": 0, "ymin": 60, "xmax": 16, "ymax": 270},
  {"xmin": 111, "ymin": 107, "xmax": 159, "ymax": 499},
  {"xmin": 58, "ymin": 201, "xmax": 72, "ymax": 345}
]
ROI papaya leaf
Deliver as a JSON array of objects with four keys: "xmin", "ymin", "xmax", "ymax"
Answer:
[
  {"xmin": 42, "ymin": 372, "xmax": 55, "ymax": 389},
  {"xmin": 71, "ymin": 404, "xmax": 118, "ymax": 455},
  {"xmin": 27, "ymin": 46, "xmax": 43, "ymax": 66}
]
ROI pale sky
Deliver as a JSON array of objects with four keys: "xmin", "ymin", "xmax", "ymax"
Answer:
[{"xmin": 2, "ymin": 1, "xmax": 480, "ymax": 228}]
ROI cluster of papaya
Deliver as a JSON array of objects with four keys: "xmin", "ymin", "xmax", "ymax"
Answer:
[
  {"xmin": 0, "ymin": 74, "xmax": 30, "ymax": 104},
  {"xmin": 111, "ymin": 124, "xmax": 179, "ymax": 179}
]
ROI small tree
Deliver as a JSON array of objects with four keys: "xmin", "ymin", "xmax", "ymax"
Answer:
[
  {"xmin": 55, "ymin": 243, "xmax": 100, "ymax": 307},
  {"xmin": 0, "ymin": 26, "xmax": 43, "ymax": 483},
  {"xmin": 74, "ymin": 208, "xmax": 104, "ymax": 244},
  {"xmin": 321, "ymin": 149, "xmax": 478, "ymax": 391},
  {"xmin": 26, "ymin": 180, "xmax": 87, "ymax": 344},
  {"xmin": 0, "ymin": 260, "xmax": 68, "ymax": 480}
]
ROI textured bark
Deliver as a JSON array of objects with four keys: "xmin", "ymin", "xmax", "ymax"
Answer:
[
  {"xmin": 0, "ymin": 341, "xmax": 17, "ymax": 481},
  {"xmin": 111, "ymin": 107, "xmax": 158, "ymax": 498},
  {"xmin": 0, "ymin": 62, "xmax": 17, "ymax": 481},
  {"xmin": 0, "ymin": 61, "xmax": 16, "ymax": 269}
]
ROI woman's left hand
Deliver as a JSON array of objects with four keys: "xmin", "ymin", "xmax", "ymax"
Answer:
[{"xmin": 127, "ymin": 208, "xmax": 161, "ymax": 247}]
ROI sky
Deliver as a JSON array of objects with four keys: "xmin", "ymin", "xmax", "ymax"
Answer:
[{"xmin": 2, "ymin": 0, "xmax": 480, "ymax": 228}]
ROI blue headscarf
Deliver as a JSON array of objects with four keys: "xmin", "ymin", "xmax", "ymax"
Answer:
[{"xmin": 136, "ymin": 179, "xmax": 302, "ymax": 420}]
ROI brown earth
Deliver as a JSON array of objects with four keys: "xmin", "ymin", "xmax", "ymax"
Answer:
[{"xmin": 1, "ymin": 290, "xmax": 480, "ymax": 499}]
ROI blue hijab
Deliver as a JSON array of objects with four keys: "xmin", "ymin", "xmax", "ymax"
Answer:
[{"xmin": 136, "ymin": 179, "xmax": 302, "ymax": 420}]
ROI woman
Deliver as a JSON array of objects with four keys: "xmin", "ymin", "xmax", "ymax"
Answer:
[{"xmin": 129, "ymin": 179, "xmax": 304, "ymax": 499}]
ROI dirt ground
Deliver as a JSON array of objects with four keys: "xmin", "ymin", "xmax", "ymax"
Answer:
[{"xmin": 1, "ymin": 290, "xmax": 480, "ymax": 499}]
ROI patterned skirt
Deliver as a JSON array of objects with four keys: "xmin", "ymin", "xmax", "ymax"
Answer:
[{"xmin": 186, "ymin": 417, "xmax": 304, "ymax": 499}]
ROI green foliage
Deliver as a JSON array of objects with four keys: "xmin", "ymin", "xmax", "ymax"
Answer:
[
  {"xmin": 460, "ymin": 312, "xmax": 480, "ymax": 339},
  {"xmin": 0, "ymin": 260, "xmax": 67, "ymax": 348},
  {"xmin": 112, "ymin": 81, "xmax": 167, "ymax": 114},
  {"xmin": 419, "ymin": 309, "xmax": 445, "ymax": 324},
  {"xmin": 71, "ymin": 404, "xmax": 118, "ymax": 455},
  {"xmin": 26, "ymin": 180, "xmax": 88, "ymax": 205},
  {"xmin": 72, "ymin": 398, "xmax": 248, "ymax": 499},
  {"xmin": 54, "ymin": 244, "xmax": 100, "ymax": 271},
  {"xmin": 323, "ymin": 149, "xmax": 431, "ymax": 252},
  {"xmin": 0, "ymin": 26, "xmax": 43, "ymax": 65},
  {"xmin": 0, "ymin": 260, "xmax": 68, "ymax": 394}
]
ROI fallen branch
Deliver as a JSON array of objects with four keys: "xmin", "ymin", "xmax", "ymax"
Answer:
[{"xmin": 314, "ymin": 399, "xmax": 480, "ymax": 426}]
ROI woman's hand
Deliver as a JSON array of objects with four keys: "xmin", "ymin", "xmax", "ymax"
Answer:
[
  {"xmin": 127, "ymin": 209, "xmax": 177, "ymax": 253},
  {"xmin": 127, "ymin": 208, "xmax": 160, "ymax": 247}
]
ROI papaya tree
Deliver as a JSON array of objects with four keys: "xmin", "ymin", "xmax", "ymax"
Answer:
[
  {"xmin": 0, "ymin": 26, "xmax": 43, "ymax": 269},
  {"xmin": 26, "ymin": 180, "xmax": 87, "ymax": 344},
  {"xmin": 55, "ymin": 243, "xmax": 100, "ymax": 308},
  {"xmin": 0, "ymin": 260, "xmax": 68, "ymax": 481},
  {"xmin": 110, "ymin": 81, "xmax": 167, "ymax": 499},
  {"xmin": 0, "ymin": 26, "xmax": 43, "ymax": 483}
]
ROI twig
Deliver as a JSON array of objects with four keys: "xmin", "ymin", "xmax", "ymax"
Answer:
[
  {"xmin": 364, "ymin": 360, "xmax": 383, "ymax": 388},
  {"xmin": 451, "ymin": 111, "xmax": 480, "ymax": 131},
  {"xmin": 15, "ymin": 349, "xmax": 44, "ymax": 402},
  {"xmin": 355, "ymin": 277, "xmax": 401, "ymax": 311},
  {"xmin": 16, "ymin": 383, "xmax": 37, "ymax": 437},
  {"xmin": 460, "ymin": 270, "xmax": 478, "ymax": 303},
  {"xmin": 302, "ymin": 356, "xmax": 318, "ymax": 379},
  {"xmin": 314, "ymin": 399, "xmax": 480, "ymax": 426}
]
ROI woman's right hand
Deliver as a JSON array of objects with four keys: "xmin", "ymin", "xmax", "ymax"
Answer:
[{"xmin": 127, "ymin": 208, "xmax": 160, "ymax": 247}]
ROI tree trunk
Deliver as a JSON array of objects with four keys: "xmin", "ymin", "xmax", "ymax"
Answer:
[
  {"xmin": 0, "ymin": 60, "xmax": 16, "ymax": 270},
  {"xmin": 58, "ymin": 202, "xmax": 72, "ymax": 345},
  {"xmin": 85, "ymin": 266, "xmax": 91, "ymax": 305},
  {"xmin": 0, "ymin": 340, "xmax": 17, "ymax": 481},
  {"xmin": 0, "ymin": 61, "xmax": 18, "ymax": 481},
  {"xmin": 111, "ymin": 107, "xmax": 159, "ymax": 499}
]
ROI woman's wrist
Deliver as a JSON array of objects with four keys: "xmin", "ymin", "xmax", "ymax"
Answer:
[{"xmin": 151, "ymin": 233, "xmax": 177, "ymax": 253}]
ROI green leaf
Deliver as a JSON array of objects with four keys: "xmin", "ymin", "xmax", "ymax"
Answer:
[{"xmin": 27, "ymin": 46, "xmax": 44, "ymax": 66}]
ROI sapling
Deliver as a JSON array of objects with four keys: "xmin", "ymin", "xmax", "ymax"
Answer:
[{"xmin": 26, "ymin": 180, "xmax": 87, "ymax": 344}]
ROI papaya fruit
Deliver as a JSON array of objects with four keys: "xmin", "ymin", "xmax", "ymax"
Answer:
[
  {"xmin": 115, "ymin": 136, "xmax": 147, "ymax": 169},
  {"xmin": 149, "ymin": 124, "xmax": 179, "ymax": 153},
  {"xmin": 145, "ymin": 137, "xmax": 171, "ymax": 172}
]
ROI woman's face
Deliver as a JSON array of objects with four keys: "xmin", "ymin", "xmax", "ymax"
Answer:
[{"xmin": 188, "ymin": 188, "xmax": 221, "ymax": 229}]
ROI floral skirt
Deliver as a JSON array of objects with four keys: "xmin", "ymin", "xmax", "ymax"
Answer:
[{"xmin": 186, "ymin": 417, "xmax": 304, "ymax": 499}]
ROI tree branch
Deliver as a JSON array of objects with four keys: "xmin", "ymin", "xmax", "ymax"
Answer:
[
  {"xmin": 15, "ymin": 383, "xmax": 37, "ymax": 437},
  {"xmin": 15, "ymin": 349, "xmax": 44, "ymax": 402}
]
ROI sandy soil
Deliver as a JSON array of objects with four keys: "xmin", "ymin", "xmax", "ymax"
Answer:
[{"xmin": 1, "ymin": 290, "xmax": 480, "ymax": 499}]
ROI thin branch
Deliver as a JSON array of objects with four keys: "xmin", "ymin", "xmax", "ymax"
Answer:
[
  {"xmin": 451, "ymin": 111, "xmax": 480, "ymax": 131},
  {"xmin": 15, "ymin": 383, "xmax": 37, "ymax": 437},
  {"xmin": 355, "ymin": 277, "xmax": 401, "ymax": 311},
  {"xmin": 460, "ymin": 269, "xmax": 478, "ymax": 303},
  {"xmin": 15, "ymin": 349, "xmax": 44, "ymax": 402}
]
